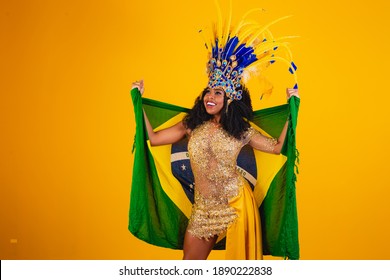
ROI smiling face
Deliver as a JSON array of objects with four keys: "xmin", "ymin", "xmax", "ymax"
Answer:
[{"xmin": 203, "ymin": 87, "xmax": 226, "ymax": 121}]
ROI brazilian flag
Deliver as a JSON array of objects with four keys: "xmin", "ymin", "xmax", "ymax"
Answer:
[{"xmin": 129, "ymin": 88, "xmax": 300, "ymax": 260}]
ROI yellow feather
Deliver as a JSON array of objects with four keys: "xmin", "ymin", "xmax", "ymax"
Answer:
[
  {"xmin": 222, "ymin": 0, "xmax": 233, "ymax": 46},
  {"xmin": 246, "ymin": 59, "xmax": 270, "ymax": 72},
  {"xmin": 269, "ymin": 40, "xmax": 294, "ymax": 60},
  {"xmin": 233, "ymin": 8, "xmax": 264, "ymax": 39},
  {"xmin": 253, "ymin": 41, "xmax": 281, "ymax": 55},
  {"xmin": 213, "ymin": 0, "xmax": 223, "ymax": 46},
  {"xmin": 232, "ymin": 21, "xmax": 245, "ymax": 37},
  {"xmin": 241, "ymin": 8, "xmax": 265, "ymax": 21},
  {"xmin": 276, "ymin": 44, "xmax": 294, "ymax": 61},
  {"xmin": 256, "ymin": 50, "xmax": 271, "ymax": 61},
  {"xmin": 268, "ymin": 56, "xmax": 298, "ymax": 83},
  {"xmin": 249, "ymin": 55, "xmax": 297, "ymax": 81},
  {"xmin": 238, "ymin": 24, "xmax": 261, "ymax": 42},
  {"xmin": 235, "ymin": 21, "xmax": 258, "ymax": 37},
  {"xmin": 246, "ymin": 15, "xmax": 292, "ymax": 46},
  {"xmin": 268, "ymin": 36, "xmax": 300, "ymax": 60},
  {"xmin": 258, "ymin": 75, "xmax": 274, "ymax": 99},
  {"xmin": 263, "ymin": 29, "xmax": 275, "ymax": 42}
]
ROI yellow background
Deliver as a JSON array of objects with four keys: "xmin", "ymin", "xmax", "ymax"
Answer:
[{"xmin": 1, "ymin": 0, "xmax": 390, "ymax": 260}]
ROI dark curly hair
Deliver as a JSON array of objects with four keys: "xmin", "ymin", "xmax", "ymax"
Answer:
[{"xmin": 183, "ymin": 85, "xmax": 253, "ymax": 139}]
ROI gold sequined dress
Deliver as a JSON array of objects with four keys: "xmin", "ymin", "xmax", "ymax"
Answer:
[{"xmin": 187, "ymin": 121, "xmax": 276, "ymax": 260}]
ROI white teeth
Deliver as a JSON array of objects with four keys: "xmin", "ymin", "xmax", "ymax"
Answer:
[{"xmin": 207, "ymin": 102, "xmax": 216, "ymax": 106}]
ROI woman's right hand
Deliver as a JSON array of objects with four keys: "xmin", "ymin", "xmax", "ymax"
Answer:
[
  {"xmin": 286, "ymin": 88, "xmax": 299, "ymax": 99},
  {"xmin": 132, "ymin": 79, "xmax": 144, "ymax": 95}
]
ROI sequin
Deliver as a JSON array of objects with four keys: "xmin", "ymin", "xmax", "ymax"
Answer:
[
  {"xmin": 187, "ymin": 121, "xmax": 260, "ymax": 239},
  {"xmin": 245, "ymin": 127, "xmax": 278, "ymax": 153}
]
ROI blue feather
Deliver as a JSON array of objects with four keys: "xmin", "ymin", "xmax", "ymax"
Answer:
[
  {"xmin": 288, "ymin": 61, "xmax": 297, "ymax": 73},
  {"xmin": 240, "ymin": 55, "xmax": 258, "ymax": 68},
  {"xmin": 212, "ymin": 39, "xmax": 219, "ymax": 58},
  {"xmin": 223, "ymin": 37, "xmax": 239, "ymax": 60},
  {"xmin": 235, "ymin": 44, "xmax": 253, "ymax": 58},
  {"xmin": 233, "ymin": 44, "xmax": 248, "ymax": 57}
]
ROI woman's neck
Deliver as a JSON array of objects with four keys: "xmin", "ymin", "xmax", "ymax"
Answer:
[{"xmin": 211, "ymin": 115, "xmax": 221, "ymax": 123}]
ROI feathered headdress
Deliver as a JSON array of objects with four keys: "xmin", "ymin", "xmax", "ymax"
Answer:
[{"xmin": 202, "ymin": 0, "xmax": 298, "ymax": 104}]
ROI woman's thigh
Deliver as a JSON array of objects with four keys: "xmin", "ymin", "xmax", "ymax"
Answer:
[{"xmin": 182, "ymin": 230, "xmax": 217, "ymax": 260}]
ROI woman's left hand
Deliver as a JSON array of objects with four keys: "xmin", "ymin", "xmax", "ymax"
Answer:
[
  {"xmin": 132, "ymin": 79, "xmax": 145, "ymax": 95},
  {"xmin": 286, "ymin": 88, "xmax": 300, "ymax": 99}
]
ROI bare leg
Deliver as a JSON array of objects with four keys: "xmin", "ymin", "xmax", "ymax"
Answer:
[{"xmin": 182, "ymin": 230, "xmax": 217, "ymax": 260}]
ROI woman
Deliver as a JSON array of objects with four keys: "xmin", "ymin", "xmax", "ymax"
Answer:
[{"xmin": 131, "ymin": 79, "xmax": 299, "ymax": 260}]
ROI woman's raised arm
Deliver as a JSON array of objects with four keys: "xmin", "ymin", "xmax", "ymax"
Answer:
[
  {"xmin": 132, "ymin": 79, "xmax": 187, "ymax": 146},
  {"xmin": 249, "ymin": 88, "xmax": 299, "ymax": 154}
]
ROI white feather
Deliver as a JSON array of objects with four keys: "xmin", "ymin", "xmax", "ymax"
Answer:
[{"xmin": 242, "ymin": 65, "xmax": 259, "ymax": 83}]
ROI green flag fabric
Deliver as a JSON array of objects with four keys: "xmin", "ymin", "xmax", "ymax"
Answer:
[{"xmin": 129, "ymin": 88, "xmax": 300, "ymax": 259}]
